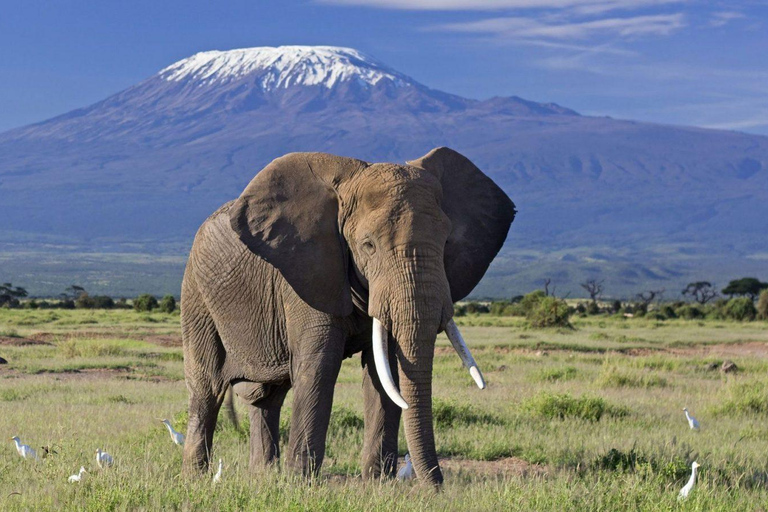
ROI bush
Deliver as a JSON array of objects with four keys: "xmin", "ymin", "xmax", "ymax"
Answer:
[
  {"xmin": 527, "ymin": 296, "xmax": 571, "ymax": 328},
  {"xmin": 660, "ymin": 305, "xmax": 677, "ymax": 319},
  {"xmin": 134, "ymin": 294, "xmax": 159, "ymax": 312},
  {"xmin": 758, "ymin": 290, "xmax": 768, "ymax": 321},
  {"xmin": 158, "ymin": 295, "xmax": 177, "ymax": 313},
  {"xmin": 595, "ymin": 365, "xmax": 667, "ymax": 389},
  {"xmin": 675, "ymin": 305, "xmax": 705, "ymax": 319},
  {"xmin": 611, "ymin": 300, "xmax": 622, "ymax": 313},
  {"xmin": 585, "ymin": 301, "xmax": 600, "ymax": 315},
  {"xmin": 723, "ymin": 297, "xmax": 757, "ymax": 321},
  {"xmin": 464, "ymin": 302, "xmax": 489, "ymax": 314},
  {"xmin": 523, "ymin": 392, "xmax": 626, "ymax": 422}
]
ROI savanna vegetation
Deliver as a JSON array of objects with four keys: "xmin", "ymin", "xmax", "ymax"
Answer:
[{"xmin": 1, "ymin": 305, "xmax": 768, "ymax": 510}]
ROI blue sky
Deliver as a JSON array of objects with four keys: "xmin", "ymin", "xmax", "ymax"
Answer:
[{"xmin": 2, "ymin": 0, "xmax": 767, "ymax": 134}]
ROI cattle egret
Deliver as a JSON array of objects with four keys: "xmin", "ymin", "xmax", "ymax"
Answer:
[
  {"xmin": 68, "ymin": 467, "xmax": 87, "ymax": 483},
  {"xmin": 10, "ymin": 437, "xmax": 38, "ymax": 460},
  {"xmin": 678, "ymin": 461, "xmax": 700, "ymax": 500},
  {"xmin": 212, "ymin": 459, "xmax": 223, "ymax": 483},
  {"xmin": 683, "ymin": 408, "xmax": 700, "ymax": 430},
  {"xmin": 96, "ymin": 449, "xmax": 114, "ymax": 468},
  {"xmin": 161, "ymin": 419, "xmax": 185, "ymax": 446},
  {"xmin": 397, "ymin": 453, "xmax": 415, "ymax": 481}
]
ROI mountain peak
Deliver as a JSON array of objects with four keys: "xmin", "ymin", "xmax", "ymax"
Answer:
[{"xmin": 158, "ymin": 45, "xmax": 412, "ymax": 91}]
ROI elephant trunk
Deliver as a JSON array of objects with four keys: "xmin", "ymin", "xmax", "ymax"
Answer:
[{"xmin": 369, "ymin": 252, "xmax": 451, "ymax": 487}]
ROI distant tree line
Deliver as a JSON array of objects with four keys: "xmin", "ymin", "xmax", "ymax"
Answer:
[
  {"xmin": 456, "ymin": 276, "xmax": 768, "ymax": 325},
  {"xmin": 0, "ymin": 284, "xmax": 178, "ymax": 313}
]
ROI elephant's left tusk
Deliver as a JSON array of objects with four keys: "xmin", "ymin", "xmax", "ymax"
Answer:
[
  {"xmin": 444, "ymin": 319, "xmax": 486, "ymax": 389},
  {"xmin": 372, "ymin": 318, "xmax": 409, "ymax": 410}
]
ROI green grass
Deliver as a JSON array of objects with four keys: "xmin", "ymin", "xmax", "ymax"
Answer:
[{"xmin": 1, "ymin": 310, "xmax": 768, "ymax": 510}]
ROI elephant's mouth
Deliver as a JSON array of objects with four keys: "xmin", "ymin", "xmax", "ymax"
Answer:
[{"xmin": 371, "ymin": 317, "xmax": 485, "ymax": 409}]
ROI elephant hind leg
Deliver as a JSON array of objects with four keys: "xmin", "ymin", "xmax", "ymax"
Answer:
[
  {"xmin": 247, "ymin": 381, "xmax": 291, "ymax": 469},
  {"xmin": 183, "ymin": 385, "xmax": 226, "ymax": 475}
]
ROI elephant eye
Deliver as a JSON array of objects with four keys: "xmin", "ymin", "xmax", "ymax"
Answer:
[{"xmin": 361, "ymin": 240, "xmax": 376, "ymax": 256}]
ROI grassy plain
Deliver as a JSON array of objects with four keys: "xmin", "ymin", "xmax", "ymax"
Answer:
[{"xmin": 1, "ymin": 309, "xmax": 768, "ymax": 510}]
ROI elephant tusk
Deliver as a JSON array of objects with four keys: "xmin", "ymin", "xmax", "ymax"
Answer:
[
  {"xmin": 444, "ymin": 319, "xmax": 486, "ymax": 389},
  {"xmin": 372, "ymin": 318, "xmax": 409, "ymax": 410}
]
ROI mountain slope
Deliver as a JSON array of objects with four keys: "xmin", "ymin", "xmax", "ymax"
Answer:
[{"xmin": 0, "ymin": 45, "xmax": 766, "ymax": 298}]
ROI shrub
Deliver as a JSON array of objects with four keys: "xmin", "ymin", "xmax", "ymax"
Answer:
[
  {"xmin": 585, "ymin": 301, "xmax": 600, "ymax": 315},
  {"xmin": 758, "ymin": 290, "xmax": 768, "ymax": 320},
  {"xmin": 523, "ymin": 392, "xmax": 626, "ymax": 422},
  {"xmin": 723, "ymin": 297, "xmax": 757, "ymax": 321},
  {"xmin": 464, "ymin": 302, "xmax": 489, "ymax": 314},
  {"xmin": 527, "ymin": 296, "xmax": 571, "ymax": 328},
  {"xmin": 660, "ymin": 305, "xmax": 677, "ymax": 319},
  {"xmin": 520, "ymin": 290, "xmax": 546, "ymax": 314},
  {"xmin": 432, "ymin": 398, "xmax": 502, "ymax": 428},
  {"xmin": 676, "ymin": 305, "xmax": 705, "ymax": 319},
  {"xmin": 595, "ymin": 366, "xmax": 667, "ymax": 389},
  {"xmin": 134, "ymin": 294, "xmax": 158, "ymax": 312},
  {"xmin": 611, "ymin": 300, "xmax": 622, "ymax": 313},
  {"xmin": 453, "ymin": 304, "xmax": 466, "ymax": 317},
  {"xmin": 533, "ymin": 366, "xmax": 578, "ymax": 382},
  {"xmin": 92, "ymin": 296, "xmax": 115, "ymax": 309},
  {"xmin": 158, "ymin": 295, "xmax": 177, "ymax": 313}
]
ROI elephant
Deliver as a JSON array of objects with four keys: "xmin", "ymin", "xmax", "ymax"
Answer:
[{"xmin": 180, "ymin": 147, "xmax": 516, "ymax": 486}]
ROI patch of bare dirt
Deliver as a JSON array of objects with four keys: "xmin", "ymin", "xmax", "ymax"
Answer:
[
  {"xmin": 143, "ymin": 335, "xmax": 182, "ymax": 347},
  {"xmin": 669, "ymin": 341, "xmax": 768, "ymax": 359},
  {"xmin": 0, "ymin": 336, "xmax": 53, "ymax": 346}
]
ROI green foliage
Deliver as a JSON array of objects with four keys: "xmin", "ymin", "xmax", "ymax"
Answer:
[
  {"xmin": 134, "ymin": 294, "xmax": 159, "ymax": 312},
  {"xmin": 758, "ymin": 290, "xmax": 768, "ymax": 320},
  {"xmin": 682, "ymin": 281, "xmax": 719, "ymax": 304},
  {"xmin": 0, "ymin": 282, "xmax": 27, "ymax": 308},
  {"xmin": 722, "ymin": 277, "xmax": 768, "ymax": 300},
  {"xmin": 595, "ymin": 365, "xmax": 667, "ymax": 389},
  {"xmin": 659, "ymin": 305, "xmax": 677, "ymax": 319},
  {"xmin": 329, "ymin": 406, "xmax": 364, "ymax": 430},
  {"xmin": 523, "ymin": 392, "xmax": 626, "ymax": 422},
  {"xmin": 526, "ymin": 295, "xmax": 572, "ymax": 328},
  {"xmin": 533, "ymin": 366, "xmax": 578, "ymax": 382},
  {"xmin": 723, "ymin": 297, "xmax": 757, "ymax": 321},
  {"xmin": 432, "ymin": 398, "xmax": 503, "ymax": 428},
  {"xmin": 75, "ymin": 294, "xmax": 115, "ymax": 309},
  {"xmin": 675, "ymin": 304, "xmax": 705, "ymax": 319},
  {"xmin": 718, "ymin": 380, "xmax": 768, "ymax": 415},
  {"xmin": 464, "ymin": 302, "xmax": 489, "ymax": 314},
  {"xmin": 158, "ymin": 295, "xmax": 177, "ymax": 313},
  {"xmin": 585, "ymin": 301, "xmax": 600, "ymax": 315}
]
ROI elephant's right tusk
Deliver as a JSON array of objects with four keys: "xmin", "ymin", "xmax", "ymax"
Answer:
[{"xmin": 372, "ymin": 318, "xmax": 409, "ymax": 410}]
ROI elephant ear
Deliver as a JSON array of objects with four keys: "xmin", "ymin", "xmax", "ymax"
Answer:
[
  {"xmin": 407, "ymin": 147, "xmax": 516, "ymax": 302},
  {"xmin": 230, "ymin": 152, "xmax": 367, "ymax": 317}
]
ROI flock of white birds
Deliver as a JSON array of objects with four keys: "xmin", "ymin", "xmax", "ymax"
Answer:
[{"xmin": 9, "ymin": 409, "xmax": 704, "ymax": 497}]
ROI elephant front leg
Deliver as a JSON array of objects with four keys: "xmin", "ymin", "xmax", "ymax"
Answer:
[
  {"xmin": 361, "ymin": 345, "xmax": 402, "ymax": 480},
  {"xmin": 285, "ymin": 345, "xmax": 344, "ymax": 477},
  {"xmin": 249, "ymin": 382, "xmax": 291, "ymax": 469}
]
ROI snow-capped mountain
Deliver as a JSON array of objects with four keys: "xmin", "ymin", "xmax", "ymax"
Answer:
[
  {"xmin": 159, "ymin": 46, "xmax": 411, "ymax": 90},
  {"xmin": 0, "ymin": 45, "xmax": 766, "ymax": 297}
]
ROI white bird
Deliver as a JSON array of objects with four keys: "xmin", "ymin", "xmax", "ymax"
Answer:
[
  {"xmin": 683, "ymin": 408, "xmax": 700, "ymax": 430},
  {"xmin": 397, "ymin": 453, "xmax": 415, "ymax": 481},
  {"xmin": 161, "ymin": 419, "xmax": 185, "ymax": 446},
  {"xmin": 678, "ymin": 461, "xmax": 700, "ymax": 500},
  {"xmin": 96, "ymin": 448, "xmax": 114, "ymax": 468},
  {"xmin": 212, "ymin": 459, "xmax": 223, "ymax": 484},
  {"xmin": 68, "ymin": 466, "xmax": 87, "ymax": 483},
  {"xmin": 10, "ymin": 436, "xmax": 38, "ymax": 460}
]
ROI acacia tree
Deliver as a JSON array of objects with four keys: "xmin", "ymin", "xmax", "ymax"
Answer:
[
  {"xmin": 637, "ymin": 289, "xmax": 665, "ymax": 306},
  {"xmin": 682, "ymin": 281, "xmax": 718, "ymax": 304},
  {"xmin": 722, "ymin": 278, "xmax": 768, "ymax": 301},
  {"xmin": 581, "ymin": 279, "xmax": 604, "ymax": 304},
  {"xmin": 0, "ymin": 283, "xmax": 28, "ymax": 308}
]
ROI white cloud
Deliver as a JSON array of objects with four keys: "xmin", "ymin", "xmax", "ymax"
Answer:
[
  {"xmin": 434, "ymin": 13, "xmax": 685, "ymax": 40},
  {"xmin": 318, "ymin": 0, "xmax": 685, "ymax": 11},
  {"xmin": 709, "ymin": 11, "xmax": 745, "ymax": 27}
]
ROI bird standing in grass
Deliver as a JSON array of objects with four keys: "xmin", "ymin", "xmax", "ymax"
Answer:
[
  {"xmin": 10, "ymin": 437, "xmax": 38, "ymax": 460},
  {"xmin": 161, "ymin": 419, "xmax": 185, "ymax": 446},
  {"xmin": 68, "ymin": 467, "xmax": 87, "ymax": 483},
  {"xmin": 678, "ymin": 461, "xmax": 700, "ymax": 500},
  {"xmin": 397, "ymin": 453, "xmax": 415, "ymax": 480},
  {"xmin": 96, "ymin": 449, "xmax": 113, "ymax": 468},
  {"xmin": 212, "ymin": 459, "xmax": 223, "ymax": 483},
  {"xmin": 683, "ymin": 408, "xmax": 700, "ymax": 430}
]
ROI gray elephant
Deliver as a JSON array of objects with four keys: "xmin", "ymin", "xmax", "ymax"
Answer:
[{"xmin": 181, "ymin": 147, "xmax": 515, "ymax": 486}]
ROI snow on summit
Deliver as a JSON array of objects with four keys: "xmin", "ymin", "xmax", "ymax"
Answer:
[{"xmin": 159, "ymin": 46, "xmax": 411, "ymax": 90}]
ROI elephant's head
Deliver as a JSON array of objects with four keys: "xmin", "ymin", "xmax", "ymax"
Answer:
[{"xmin": 230, "ymin": 147, "xmax": 516, "ymax": 485}]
